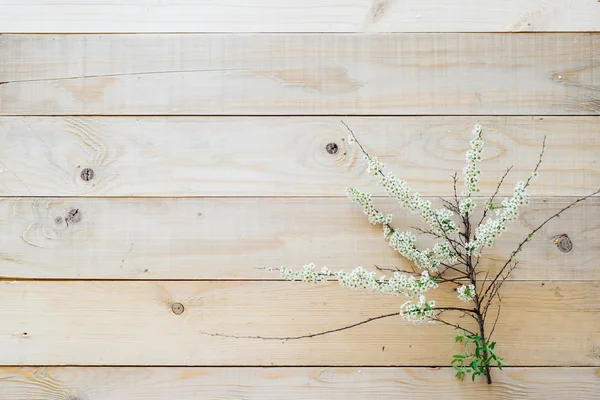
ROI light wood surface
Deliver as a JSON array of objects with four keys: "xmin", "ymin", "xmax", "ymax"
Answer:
[
  {"xmin": 1, "ymin": 117, "xmax": 598, "ymax": 197},
  {"xmin": 2, "ymin": 6, "xmax": 598, "ymax": 396},
  {"xmin": 0, "ymin": 280, "xmax": 598, "ymax": 366},
  {"xmin": 0, "ymin": 367, "xmax": 598, "ymax": 399},
  {"xmin": 0, "ymin": 0, "xmax": 598, "ymax": 33},
  {"xmin": 0, "ymin": 197, "xmax": 597, "ymax": 280},
  {"xmin": 1, "ymin": 34, "xmax": 599, "ymax": 116}
]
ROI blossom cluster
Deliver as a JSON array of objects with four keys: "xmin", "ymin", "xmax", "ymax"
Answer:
[
  {"xmin": 277, "ymin": 263, "xmax": 438, "ymax": 301},
  {"xmin": 346, "ymin": 187, "xmax": 391, "ymax": 226},
  {"xmin": 459, "ymin": 124, "xmax": 483, "ymax": 216},
  {"xmin": 467, "ymin": 174, "xmax": 535, "ymax": 255},
  {"xmin": 458, "ymin": 196, "xmax": 476, "ymax": 218},
  {"xmin": 346, "ymin": 186, "xmax": 457, "ymax": 271},
  {"xmin": 364, "ymin": 156, "xmax": 456, "ymax": 235},
  {"xmin": 400, "ymin": 295, "xmax": 436, "ymax": 324},
  {"xmin": 388, "ymin": 231, "xmax": 456, "ymax": 271},
  {"xmin": 457, "ymin": 284, "xmax": 475, "ymax": 302}
]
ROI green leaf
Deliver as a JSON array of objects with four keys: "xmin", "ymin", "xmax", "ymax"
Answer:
[{"xmin": 471, "ymin": 372, "xmax": 477, "ymax": 382}]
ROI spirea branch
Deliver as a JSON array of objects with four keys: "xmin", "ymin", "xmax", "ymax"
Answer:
[{"xmin": 204, "ymin": 122, "xmax": 598, "ymax": 385}]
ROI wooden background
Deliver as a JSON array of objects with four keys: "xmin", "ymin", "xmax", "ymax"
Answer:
[{"xmin": 0, "ymin": 1, "xmax": 599, "ymax": 398}]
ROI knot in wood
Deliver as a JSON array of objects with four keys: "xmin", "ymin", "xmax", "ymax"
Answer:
[
  {"xmin": 325, "ymin": 142, "xmax": 339, "ymax": 154},
  {"xmin": 171, "ymin": 303, "xmax": 185, "ymax": 315},
  {"xmin": 65, "ymin": 209, "xmax": 82, "ymax": 225},
  {"xmin": 80, "ymin": 168, "xmax": 95, "ymax": 182},
  {"xmin": 553, "ymin": 234, "xmax": 573, "ymax": 253}
]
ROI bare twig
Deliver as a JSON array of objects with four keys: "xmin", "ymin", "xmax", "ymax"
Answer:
[
  {"xmin": 432, "ymin": 314, "xmax": 476, "ymax": 336},
  {"xmin": 482, "ymin": 261, "xmax": 516, "ymax": 318},
  {"xmin": 452, "ymin": 172, "xmax": 460, "ymax": 210},
  {"xmin": 375, "ymin": 264, "xmax": 421, "ymax": 276},
  {"xmin": 487, "ymin": 297, "xmax": 502, "ymax": 340},
  {"xmin": 199, "ymin": 312, "xmax": 399, "ymax": 340},
  {"xmin": 439, "ymin": 196, "xmax": 459, "ymax": 213},
  {"xmin": 436, "ymin": 307, "xmax": 478, "ymax": 315},
  {"xmin": 477, "ymin": 166, "xmax": 513, "ymax": 229}
]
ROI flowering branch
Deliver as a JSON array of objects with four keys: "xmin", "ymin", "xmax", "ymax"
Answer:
[
  {"xmin": 481, "ymin": 187, "xmax": 600, "ymax": 314},
  {"xmin": 203, "ymin": 122, "xmax": 598, "ymax": 385}
]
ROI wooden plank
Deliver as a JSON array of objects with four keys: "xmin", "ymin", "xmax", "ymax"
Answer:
[
  {"xmin": 0, "ymin": 367, "xmax": 598, "ymax": 400},
  {"xmin": 0, "ymin": 197, "xmax": 598, "ymax": 280},
  {"xmin": 1, "ymin": 117, "xmax": 599, "ymax": 197},
  {"xmin": 1, "ymin": 34, "xmax": 599, "ymax": 116},
  {"xmin": 0, "ymin": 1, "xmax": 598, "ymax": 33},
  {"xmin": 0, "ymin": 280, "xmax": 598, "ymax": 366}
]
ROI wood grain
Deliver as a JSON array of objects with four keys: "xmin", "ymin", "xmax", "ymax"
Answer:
[
  {"xmin": 0, "ymin": 280, "xmax": 598, "ymax": 366},
  {"xmin": 0, "ymin": 197, "xmax": 598, "ymax": 280},
  {"xmin": 0, "ymin": 0, "xmax": 598, "ymax": 33},
  {"xmin": 0, "ymin": 367, "xmax": 598, "ymax": 399},
  {"xmin": 1, "ymin": 117, "xmax": 599, "ymax": 196},
  {"xmin": 1, "ymin": 34, "xmax": 599, "ymax": 115}
]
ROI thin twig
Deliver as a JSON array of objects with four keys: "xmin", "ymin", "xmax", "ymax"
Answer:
[
  {"xmin": 487, "ymin": 297, "xmax": 502, "ymax": 340},
  {"xmin": 341, "ymin": 120, "xmax": 373, "ymax": 162},
  {"xmin": 375, "ymin": 264, "xmax": 421, "ymax": 276},
  {"xmin": 199, "ymin": 312, "xmax": 399, "ymax": 340},
  {"xmin": 477, "ymin": 166, "xmax": 513, "ymax": 229},
  {"xmin": 452, "ymin": 172, "xmax": 460, "ymax": 210},
  {"xmin": 412, "ymin": 225, "xmax": 466, "ymax": 252},
  {"xmin": 435, "ymin": 307, "xmax": 478, "ymax": 314},
  {"xmin": 483, "ymin": 261, "xmax": 518, "ymax": 316},
  {"xmin": 439, "ymin": 196, "xmax": 459, "ymax": 213},
  {"xmin": 432, "ymin": 314, "xmax": 476, "ymax": 336}
]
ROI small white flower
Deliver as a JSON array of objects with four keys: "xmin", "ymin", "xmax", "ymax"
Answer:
[
  {"xmin": 457, "ymin": 284, "xmax": 476, "ymax": 302},
  {"xmin": 399, "ymin": 294, "xmax": 436, "ymax": 324}
]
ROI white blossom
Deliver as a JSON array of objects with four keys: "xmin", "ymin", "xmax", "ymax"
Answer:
[
  {"xmin": 400, "ymin": 295, "xmax": 436, "ymax": 324},
  {"xmin": 468, "ymin": 175, "xmax": 534, "ymax": 255},
  {"xmin": 363, "ymin": 156, "xmax": 457, "ymax": 235},
  {"xmin": 459, "ymin": 124, "xmax": 483, "ymax": 216},
  {"xmin": 346, "ymin": 186, "xmax": 390, "ymax": 225},
  {"xmin": 458, "ymin": 196, "xmax": 475, "ymax": 217},
  {"xmin": 389, "ymin": 231, "xmax": 439, "ymax": 271},
  {"xmin": 346, "ymin": 186, "xmax": 455, "ymax": 271},
  {"xmin": 457, "ymin": 284, "xmax": 475, "ymax": 302},
  {"xmin": 276, "ymin": 263, "xmax": 438, "ymax": 300},
  {"xmin": 433, "ymin": 242, "xmax": 458, "ymax": 265}
]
